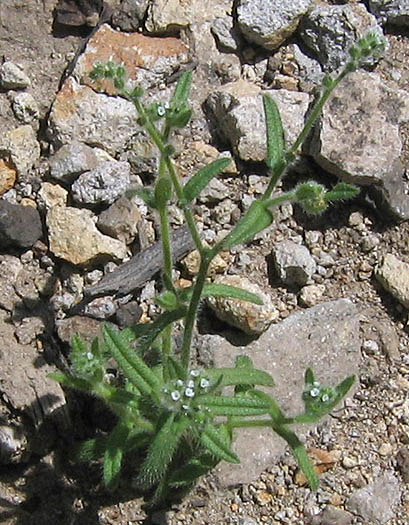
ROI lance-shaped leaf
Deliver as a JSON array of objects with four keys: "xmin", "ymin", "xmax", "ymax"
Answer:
[
  {"xmin": 204, "ymin": 367, "xmax": 275, "ymax": 388},
  {"xmin": 103, "ymin": 325, "xmax": 162, "ymax": 396},
  {"xmin": 170, "ymin": 70, "xmax": 192, "ymax": 108},
  {"xmin": 155, "ymin": 177, "xmax": 173, "ymax": 209},
  {"xmin": 136, "ymin": 414, "xmax": 190, "ymax": 489},
  {"xmin": 168, "ymin": 452, "xmax": 218, "ymax": 488},
  {"xmin": 179, "ymin": 283, "xmax": 262, "ymax": 305},
  {"xmin": 74, "ymin": 437, "xmax": 107, "ymax": 462},
  {"xmin": 193, "ymin": 393, "xmax": 272, "ymax": 417},
  {"xmin": 263, "ymin": 93, "xmax": 285, "ymax": 171},
  {"xmin": 200, "ymin": 422, "xmax": 239, "ymax": 464},
  {"xmin": 104, "ymin": 423, "xmax": 130, "ymax": 490},
  {"xmin": 220, "ymin": 201, "xmax": 274, "ymax": 250},
  {"xmin": 48, "ymin": 372, "xmax": 94, "ymax": 393},
  {"xmin": 325, "ymin": 182, "xmax": 360, "ymax": 202},
  {"xmin": 182, "ymin": 158, "xmax": 231, "ymax": 204},
  {"xmin": 273, "ymin": 423, "xmax": 319, "ymax": 490}
]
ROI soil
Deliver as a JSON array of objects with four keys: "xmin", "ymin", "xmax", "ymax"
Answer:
[{"xmin": 0, "ymin": 1, "xmax": 409, "ymax": 525}]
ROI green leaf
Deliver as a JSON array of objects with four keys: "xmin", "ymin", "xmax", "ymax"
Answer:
[
  {"xmin": 325, "ymin": 182, "xmax": 360, "ymax": 202},
  {"xmin": 48, "ymin": 372, "xmax": 94, "ymax": 393},
  {"xmin": 170, "ymin": 71, "xmax": 192, "ymax": 108},
  {"xmin": 273, "ymin": 424, "xmax": 319, "ymax": 490},
  {"xmin": 263, "ymin": 94, "xmax": 285, "ymax": 171},
  {"xmin": 200, "ymin": 423, "xmax": 239, "ymax": 464},
  {"xmin": 155, "ymin": 177, "xmax": 173, "ymax": 209},
  {"xmin": 166, "ymin": 106, "xmax": 192, "ymax": 128},
  {"xmin": 74, "ymin": 437, "xmax": 107, "ymax": 462},
  {"xmin": 103, "ymin": 325, "xmax": 162, "ymax": 396},
  {"xmin": 182, "ymin": 158, "xmax": 232, "ymax": 204},
  {"xmin": 220, "ymin": 201, "xmax": 274, "ymax": 250},
  {"xmin": 104, "ymin": 423, "xmax": 130, "ymax": 491},
  {"xmin": 204, "ymin": 367, "xmax": 275, "ymax": 388},
  {"xmin": 136, "ymin": 414, "xmax": 190, "ymax": 489},
  {"xmin": 194, "ymin": 393, "xmax": 272, "ymax": 417},
  {"xmin": 169, "ymin": 452, "xmax": 218, "ymax": 488},
  {"xmin": 179, "ymin": 283, "xmax": 263, "ymax": 305}
]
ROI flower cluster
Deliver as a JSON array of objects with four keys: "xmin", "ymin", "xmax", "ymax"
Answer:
[{"xmin": 161, "ymin": 369, "xmax": 211, "ymax": 414}]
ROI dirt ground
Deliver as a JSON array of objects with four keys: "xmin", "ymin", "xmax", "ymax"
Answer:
[{"xmin": 1, "ymin": 1, "xmax": 409, "ymax": 524}]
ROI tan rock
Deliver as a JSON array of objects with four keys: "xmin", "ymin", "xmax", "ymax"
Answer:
[
  {"xmin": 47, "ymin": 206, "xmax": 128, "ymax": 266},
  {"xmin": 0, "ymin": 125, "xmax": 40, "ymax": 179},
  {"xmin": 0, "ymin": 158, "xmax": 17, "ymax": 195}
]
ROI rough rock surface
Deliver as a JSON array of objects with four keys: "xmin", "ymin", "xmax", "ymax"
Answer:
[
  {"xmin": 375, "ymin": 253, "xmax": 409, "ymax": 308},
  {"xmin": 0, "ymin": 200, "xmax": 42, "ymax": 248},
  {"xmin": 0, "ymin": 125, "xmax": 40, "ymax": 179}
]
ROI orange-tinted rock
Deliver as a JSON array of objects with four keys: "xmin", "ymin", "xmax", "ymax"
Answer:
[
  {"xmin": 74, "ymin": 24, "xmax": 190, "ymax": 94},
  {"xmin": 0, "ymin": 159, "xmax": 17, "ymax": 195}
]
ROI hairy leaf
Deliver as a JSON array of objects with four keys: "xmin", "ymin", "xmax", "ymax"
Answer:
[
  {"xmin": 180, "ymin": 283, "xmax": 263, "ymax": 305},
  {"xmin": 104, "ymin": 423, "xmax": 130, "ymax": 491},
  {"xmin": 182, "ymin": 158, "xmax": 231, "ymax": 204},
  {"xmin": 170, "ymin": 71, "xmax": 192, "ymax": 108},
  {"xmin": 204, "ymin": 367, "xmax": 275, "ymax": 388},
  {"xmin": 263, "ymin": 94, "xmax": 285, "ymax": 171},
  {"xmin": 194, "ymin": 393, "xmax": 272, "ymax": 416},
  {"xmin": 200, "ymin": 423, "xmax": 239, "ymax": 464}
]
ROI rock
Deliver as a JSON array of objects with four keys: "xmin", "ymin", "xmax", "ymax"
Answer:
[
  {"xmin": 311, "ymin": 505, "xmax": 353, "ymax": 525},
  {"xmin": 206, "ymin": 81, "xmax": 310, "ymax": 162},
  {"xmin": 299, "ymin": 284, "xmax": 325, "ymax": 307},
  {"xmin": 0, "ymin": 61, "xmax": 30, "ymax": 89},
  {"xmin": 396, "ymin": 446, "xmax": 409, "ymax": 483},
  {"xmin": 0, "ymin": 125, "xmax": 40, "ymax": 179},
  {"xmin": 0, "ymin": 158, "xmax": 17, "ymax": 195},
  {"xmin": 97, "ymin": 196, "xmax": 141, "ymax": 244},
  {"xmin": 145, "ymin": 0, "xmax": 231, "ymax": 33},
  {"xmin": 0, "ymin": 424, "xmax": 30, "ymax": 465},
  {"xmin": 83, "ymin": 296, "xmax": 116, "ymax": 320},
  {"xmin": 299, "ymin": 4, "xmax": 382, "ymax": 72},
  {"xmin": 375, "ymin": 254, "xmax": 409, "ymax": 309},
  {"xmin": 56, "ymin": 315, "xmax": 103, "ymax": 345},
  {"xmin": 73, "ymin": 24, "xmax": 190, "ymax": 93},
  {"xmin": 207, "ymin": 275, "xmax": 279, "ymax": 335},
  {"xmin": 369, "ymin": 0, "xmax": 409, "ymax": 26},
  {"xmin": 309, "ymin": 71, "xmax": 409, "ymax": 186},
  {"xmin": 11, "ymin": 92, "xmax": 40, "ymax": 124},
  {"xmin": 211, "ymin": 16, "xmax": 243, "ymax": 52},
  {"xmin": 71, "ymin": 161, "xmax": 131, "ymax": 207},
  {"xmin": 272, "ymin": 240, "xmax": 317, "ymax": 286},
  {"xmin": 112, "ymin": 0, "xmax": 150, "ymax": 31},
  {"xmin": 47, "ymin": 206, "xmax": 128, "ymax": 266},
  {"xmin": 237, "ymin": 0, "xmax": 314, "ymax": 50},
  {"xmin": 37, "ymin": 182, "xmax": 68, "ymax": 210},
  {"xmin": 0, "ymin": 200, "xmax": 42, "ymax": 249},
  {"xmin": 346, "ymin": 472, "xmax": 401, "ymax": 524},
  {"xmin": 119, "ymin": 129, "xmax": 159, "ymax": 177},
  {"xmin": 202, "ymin": 298, "xmax": 360, "ymax": 486},
  {"xmin": 0, "ymin": 310, "xmax": 66, "ymax": 428},
  {"xmin": 49, "ymin": 141, "xmax": 102, "ymax": 184},
  {"xmin": 197, "ymin": 177, "xmax": 230, "ymax": 204},
  {"xmin": 47, "ymin": 77, "xmax": 139, "ymax": 156},
  {"xmin": 0, "ymin": 255, "xmax": 23, "ymax": 311},
  {"xmin": 54, "ymin": 0, "xmax": 103, "ymax": 27},
  {"xmin": 367, "ymin": 166, "xmax": 409, "ymax": 221}
]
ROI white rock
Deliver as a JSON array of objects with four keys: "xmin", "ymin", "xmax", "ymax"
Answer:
[{"xmin": 0, "ymin": 62, "xmax": 30, "ymax": 89}]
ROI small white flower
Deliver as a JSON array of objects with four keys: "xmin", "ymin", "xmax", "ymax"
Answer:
[
  {"xmin": 190, "ymin": 369, "xmax": 200, "ymax": 377},
  {"xmin": 182, "ymin": 404, "xmax": 189, "ymax": 411},
  {"xmin": 176, "ymin": 379, "xmax": 184, "ymax": 387},
  {"xmin": 157, "ymin": 105, "xmax": 166, "ymax": 116},
  {"xmin": 187, "ymin": 380, "xmax": 195, "ymax": 388},
  {"xmin": 185, "ymin": 387, "xmax": 195, "ymax": 398},
  {"xmin": 321, "ymin": 393, "xmax": 330, "ymax": 403},
  {"xmin": 200, "ymin": 378, "xmax": 210, "ymax": 389},
  {"xmin": 171, "ymin": 390, "xmax": 181, "ymax": 401},
  {"xmin": 86, "ymin": 352, "xmax": 94, "ymax": 360},
  {"xmin": 310, "ymin": 387, "xmax": 320, "ymax": 398}
]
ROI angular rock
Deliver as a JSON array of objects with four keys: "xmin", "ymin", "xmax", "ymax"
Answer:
[
  {"xmin": 396, "ymin": 446, "xmax": 409, "ymax": 483},
  {"xmin": 119, "ymin": 129, "xmax": 159, "ymax": 177},
  {"xmin": 0, "ymin": 158, "xmax": 17, "ymax": 195},
  {"xmin": 97, "ymin": 196, "xmax": 141, "ymax": 244},
  {"xmin": 375, "ymin": 253, "xmax": 409, "ymax": 308},
  {"xmin": 299, "ymin": 283, "xmax": 325, "ymax": 307},
  {"xmin": 211, "ymin": 16, "xmax": 243, "ymax": 52},
  {"xmin": 0, "ymin": 200, "xmax": 42, "ymax": 249},
  {"xmin": 309, "ymin": 71, "xmax": 409, "ymax": 185},
  {"xmin": 299, "ymin": 4, "xmax": 382, "ymax": 72},
  {"xmin": 0, "ymin": 310, "xmax": 66, "ymax": 427},
  {"xmin": 206, "ymin": 81, "xmax": 310, "ymax": 162},
  {"xmin": 346, "ymin": 472, "xmax": 401, "ymax": 524},
  {"xmin": 0, "ymin": 61, "xmax": 30, "ymax": 90},
  {"xmin": 37, "ymin": 182, "xmax": 68, "ymax": 210},
  {"xmin": 112, "ymin": 0, "xmax": 150, "ymax": 31},
  {"xmin": 237, "ymin": 0, "xmax": 314, "ymax": 50},
  {"xmin": 73, "ymin": 24, "xmax": 190, "ymax": 93},
  {"xmin": 0, "ymin": 255, "xmax": 23, "ymax": 311},
  {"xmin": 49, "ymin": 141, "xmax": 102, "ymax": 183},
  {"xmin": 11, "ymin": 92, "xmax": 40, "ymax": 124},
  {"xmin": 47, "ymin": 77, "xmax": 139, "ymax": 156},
  {"xmin": 71, "ymin": 160, "xmax": 130, "ymax": 206},
  {"xmin": 145, "ymin": 0, "xmax": 231, "ymax": 33},
  {"xmin": 56, "ymin": 315, "xmax": 103, "ymax": 345},
  {"xmin": 272, "ymin": 240, "xmax": 317, "ymax": 286},
  {"xmin": 0, "ymin": 125, "xmax": 40, "ymax": 179},
  {"xmin": 201, "ymin": 298, "xmax": 360, "ymax": 486},
  {"xmin": 311, "ymin": 505, "xmax": 353, "ymax": 525},
  {"xmin": 207, "ymin": 275, "xmax": 279, "ymax": 335},
  {"xmin": 55, "ymin": 0, "xmax": 104, "ymax": 27},
  {"xmin": 369, "ymin": 0, "xmax": 409, "ymax": 26},
  {"xmin": 367, "ymin": 166, "xmax": 409, "ymax": 221},
  {"xmin": 47, "ymin": 206, "xmax": 127, "ymax": 266}
]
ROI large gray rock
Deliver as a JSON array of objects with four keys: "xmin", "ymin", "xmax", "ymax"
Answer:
[
  {"xmin": 206, "ymin": 80, "xmax": 310, "ymax": 162},
  {"xmin": 299, "ymin": 3, "xmax": 382, "ymax": 72},
  {"xmin": 237, "ymin": 0, "xmax": 314, "ymax": 50},
  {"xmin": 200, "ymin": 299, "xmax": 361, "ymax": 486},
  {"xmin": 369, "ymin": 0, "xmax": 409, "ymax": 26},
  {"xmin": 309, "ymin": 71, "xmax": 409, "ymax": 185},
  {"xmin": 71, "ymin": 160, "xmax": 131, "ymax": 206}
]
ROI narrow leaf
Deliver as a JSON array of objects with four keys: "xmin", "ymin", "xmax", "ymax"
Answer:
[
  {"xmin": 169, "ymin": 452, "xmax": 218, "ymax": 488},
  {"xmin": 204, "ymin": 367, "xmax": 275, "ymax": 388},
  {"xmin": 195, "ymin": 394, "xmax": 271, "ymax": 416},
  {"xmin": 182, "ymin": 158, "xmax": 231, "ymax": 204},
  {"xmin": 263, "ymin": 94, "xmax": 285, "ymax": 171},
  {"xmin": 136, "ymin": 414, "xmax": 190, "ymax": 489},
  {"xmin": 74, "ymin": 437, "xmax": 107, "ymax": 462},
  {"xmin": 325, "ymin": 182, "xmax": 360, "ymax": 202},
  {"xmin": 273, "ymin": 424, "xmax": 319, "ymax": 490},
  {"xmin": 48, "ymin": 372, "xmax": 94, "ymax": 393},
  {"xmin": 103, "ymin": 325, "xmax": 161, "ymax": 396},
  {"xmin": 104, "ymin": 423, "xmax": 130, "ymax": 490},
  {"xmin": 220, "ymin": 201, "xmax": 274, "ymax": 250},
  {"xmin": 171, "ymin": 70, "xmax": 192, "ymax": 108},
  {"xmin": 200, "ymin": 423, "xmax": 239, "ymax": 464}
]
